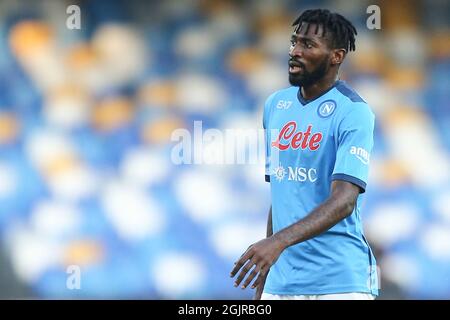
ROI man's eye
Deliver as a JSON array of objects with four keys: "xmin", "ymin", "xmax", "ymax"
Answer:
[{"xmin": 305, "ymin": 42, "xmax": 313, "ymax": 49}]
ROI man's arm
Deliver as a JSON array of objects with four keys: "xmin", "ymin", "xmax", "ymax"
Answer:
[
  {"xmin": 274, "ymin": 180, "xmax": 358, "ymax": 248},
  {"xmin": 266, "ymin": 206, "xmax": 273, "ymax": 238},
  {"xmin": 253, "ymin": 206, "xmax": 272, "ymax": 300},
  {"xmin": 230, "ymin": 180, "xmax": 360, "ymax": 290}
]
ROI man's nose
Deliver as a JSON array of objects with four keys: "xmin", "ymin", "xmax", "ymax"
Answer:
[{"xmin": 289, "ymin": 43, "xmax": 303, "ymax": 58}]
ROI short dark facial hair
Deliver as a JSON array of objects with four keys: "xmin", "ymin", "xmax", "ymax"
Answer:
[{"xmin": 288, "ymin": 53, "xmax": 330, "ymax": 87}]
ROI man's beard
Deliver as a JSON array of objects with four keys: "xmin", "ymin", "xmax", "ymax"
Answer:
[{"xmin": 288, "ymin": 57, "xmax": 329, "ymax": 87}]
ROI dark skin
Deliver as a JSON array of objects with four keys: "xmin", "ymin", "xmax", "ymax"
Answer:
[
  {"xmin": 288, "ymin": 22, "xmax": 346, "ymax": 100},
  {"xmin": 231, "ymin": 181, "xmax": 360, "ymax": 298},
  {"xmin": 230, "ymin": 22, "xmax": 357, "ymax": 299},
  {"xmin": 253, "ymin": 206, "xmax": 272, "ymax": 300}
]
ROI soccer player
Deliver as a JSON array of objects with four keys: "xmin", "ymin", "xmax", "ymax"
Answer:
[{"xmin": 230, "ymin": 9, "xmax": 379, "ymax": 300}]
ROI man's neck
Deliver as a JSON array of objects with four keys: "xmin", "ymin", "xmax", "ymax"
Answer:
[{"xmin": 300, "ymin": 73, "xmax": 339, "ymax": 101}]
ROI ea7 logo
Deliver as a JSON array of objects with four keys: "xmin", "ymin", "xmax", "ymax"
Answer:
[
  {"xmin": 276, "ymin": 100, "xmax": 292, "ymax": 110},
  {"xmin": 350, "ymin": 146, "xmax": 370, "ymax": 165}
]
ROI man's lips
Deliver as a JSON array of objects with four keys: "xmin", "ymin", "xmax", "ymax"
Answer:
[{"xmin": 289, "ymin": 61, "xmax": 304, "ymax": 74}]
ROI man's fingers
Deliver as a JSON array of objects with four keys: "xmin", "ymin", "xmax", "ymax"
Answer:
[
  {"xmin": 230, "ymin": 251, "xmax": 252, "ymax": 277},
  {"xmin": 253, "ymin": 269, "xmax": 268, "ymax": 299},
  {"xmin": 251, "ymin": 268, "xmax": 268, "ymax": 289},
  {"xmin": 242, "ymin": 266, "xmax": 260, "ymax": 289},
  {"xmin": 253, "ymin": 284, "xmax": 264, "ymax": 300},
  {"xmin": 239, "ymin": 245, "xmax": 252, "ymax": 258},
  {"xmin": 233, "ymin": 260, "xmax": 255, "ymax": 287}
]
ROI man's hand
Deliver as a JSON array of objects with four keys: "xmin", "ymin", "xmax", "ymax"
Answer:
[
  {"xmin": 230, "ymin": 236, "xmax": 286, "ymax": 291},
  {"xmin": 253, "ymin": 273, "xmax": 268, "ymax": 300}
]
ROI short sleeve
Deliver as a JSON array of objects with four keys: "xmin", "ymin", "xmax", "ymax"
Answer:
[
  {"xmin": 332, "ymin": 104, "xmax": 375, "ymax": 193},
  {"xmin": 263, "ymin": 92, "xmax": 277, "ymax": 182}
]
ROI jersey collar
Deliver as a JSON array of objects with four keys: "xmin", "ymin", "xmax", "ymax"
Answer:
[{"xmin": 297, "ymin": 80, "xmax": 341, "ymax": 106}]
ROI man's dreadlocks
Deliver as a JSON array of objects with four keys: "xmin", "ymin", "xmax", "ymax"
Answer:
[{"xmin": 292, "ymin": 9, "xmax": 357, "ymax": 52}]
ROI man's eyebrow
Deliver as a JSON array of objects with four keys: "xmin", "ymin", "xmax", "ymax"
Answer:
[{"xmin": 291, "ymin": 34, "xmax": 318, "ymax": 44}]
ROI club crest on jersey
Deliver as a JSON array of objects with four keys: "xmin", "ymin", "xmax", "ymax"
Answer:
[
  {"xmin": 317, "ymin": 100, "xmax": 336, "ymax": 118},
  {"xmin": 271, "ymin": 121, "xmax": 323, "ymax": 151}
]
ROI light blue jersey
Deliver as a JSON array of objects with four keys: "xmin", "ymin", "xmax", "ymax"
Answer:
[{"xmin": 263, "ymin": 80, "xmax": 379, "ymax": 296}]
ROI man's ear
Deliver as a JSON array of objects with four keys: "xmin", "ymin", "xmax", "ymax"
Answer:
[{"xmin": 331, "ymin": 49, "xmax": 346, "ymax": 65}]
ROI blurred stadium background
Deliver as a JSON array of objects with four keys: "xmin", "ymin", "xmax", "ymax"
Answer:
[{"xmin": 0, "ymin": 0, "xmax": 449, "ymax": 299}]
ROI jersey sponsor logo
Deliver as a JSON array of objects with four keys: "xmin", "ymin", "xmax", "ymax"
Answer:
[
  {"xmin": 272, "ymin": 164, "xmax": 317, "ymax": 182},
  {"xmin": 350, "ymin": 146, "xmax": 370, "ymax": 165},
  {"xmin": 273, "ymin": 164, "xmax": 286, "ymax": 182},
  {"xmin": 271, "ymin": 121, "xmax": 323, "ymax": 151},
  {"xmin": 317, "ymin": 100, "xmax": 336, "ymax": 118},
  {"xmin": 275, "ymin": 100, "xmax": 293, "ymax": 110}
]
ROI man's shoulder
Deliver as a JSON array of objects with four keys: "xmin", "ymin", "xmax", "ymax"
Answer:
[
  {"xmin": 334, "ymin": 80, "xmax": 366, "ymax": 104},
  {"xmin": 333, "ymin": 81, "xmax": 374, "ymax": 118}
]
